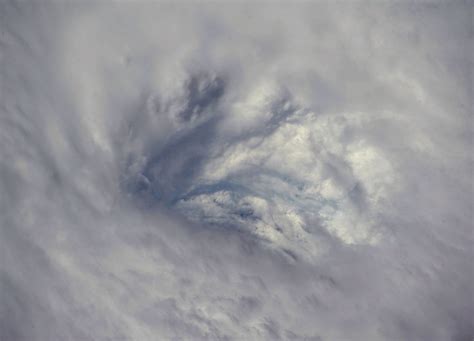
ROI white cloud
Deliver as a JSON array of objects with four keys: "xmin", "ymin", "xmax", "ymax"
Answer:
[{"xmin": 0, "ymin": 1, "xmax": 472, "ymax": 340}]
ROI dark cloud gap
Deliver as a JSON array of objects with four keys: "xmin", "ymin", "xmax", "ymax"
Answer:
[{"xmin": 122, "ymin": 72, "xmax": 226, "ymax": 208}]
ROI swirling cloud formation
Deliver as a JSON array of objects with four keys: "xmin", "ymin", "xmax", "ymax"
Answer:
[{"xmin": 1, "ymin": 1, "xmax": 472, "ymax": 340}]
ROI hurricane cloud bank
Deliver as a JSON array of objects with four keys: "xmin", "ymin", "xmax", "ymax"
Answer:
[{"xmin": 0, "ymin": 1, "xmax": 473, "ymax": 340}]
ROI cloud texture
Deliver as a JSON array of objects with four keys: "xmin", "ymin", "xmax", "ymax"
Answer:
[{"xmin": 0, "ymin": 1, "xmax": 473, "ymax": 340}]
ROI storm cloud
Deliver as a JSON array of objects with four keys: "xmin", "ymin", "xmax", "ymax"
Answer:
[{"xmin": 0, "ymin": 1, "xmax": 472, "ymax": 340}]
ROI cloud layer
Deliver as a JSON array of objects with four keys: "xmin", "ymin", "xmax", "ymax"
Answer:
[{"xmin": 1, "ymin": 1, "xmax": 472, "ymax": 340}]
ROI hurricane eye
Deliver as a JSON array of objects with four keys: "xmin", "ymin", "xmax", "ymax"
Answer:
[{"xmin": 122, "ymin": 74, "xmax": 393, "ymax": 260}]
